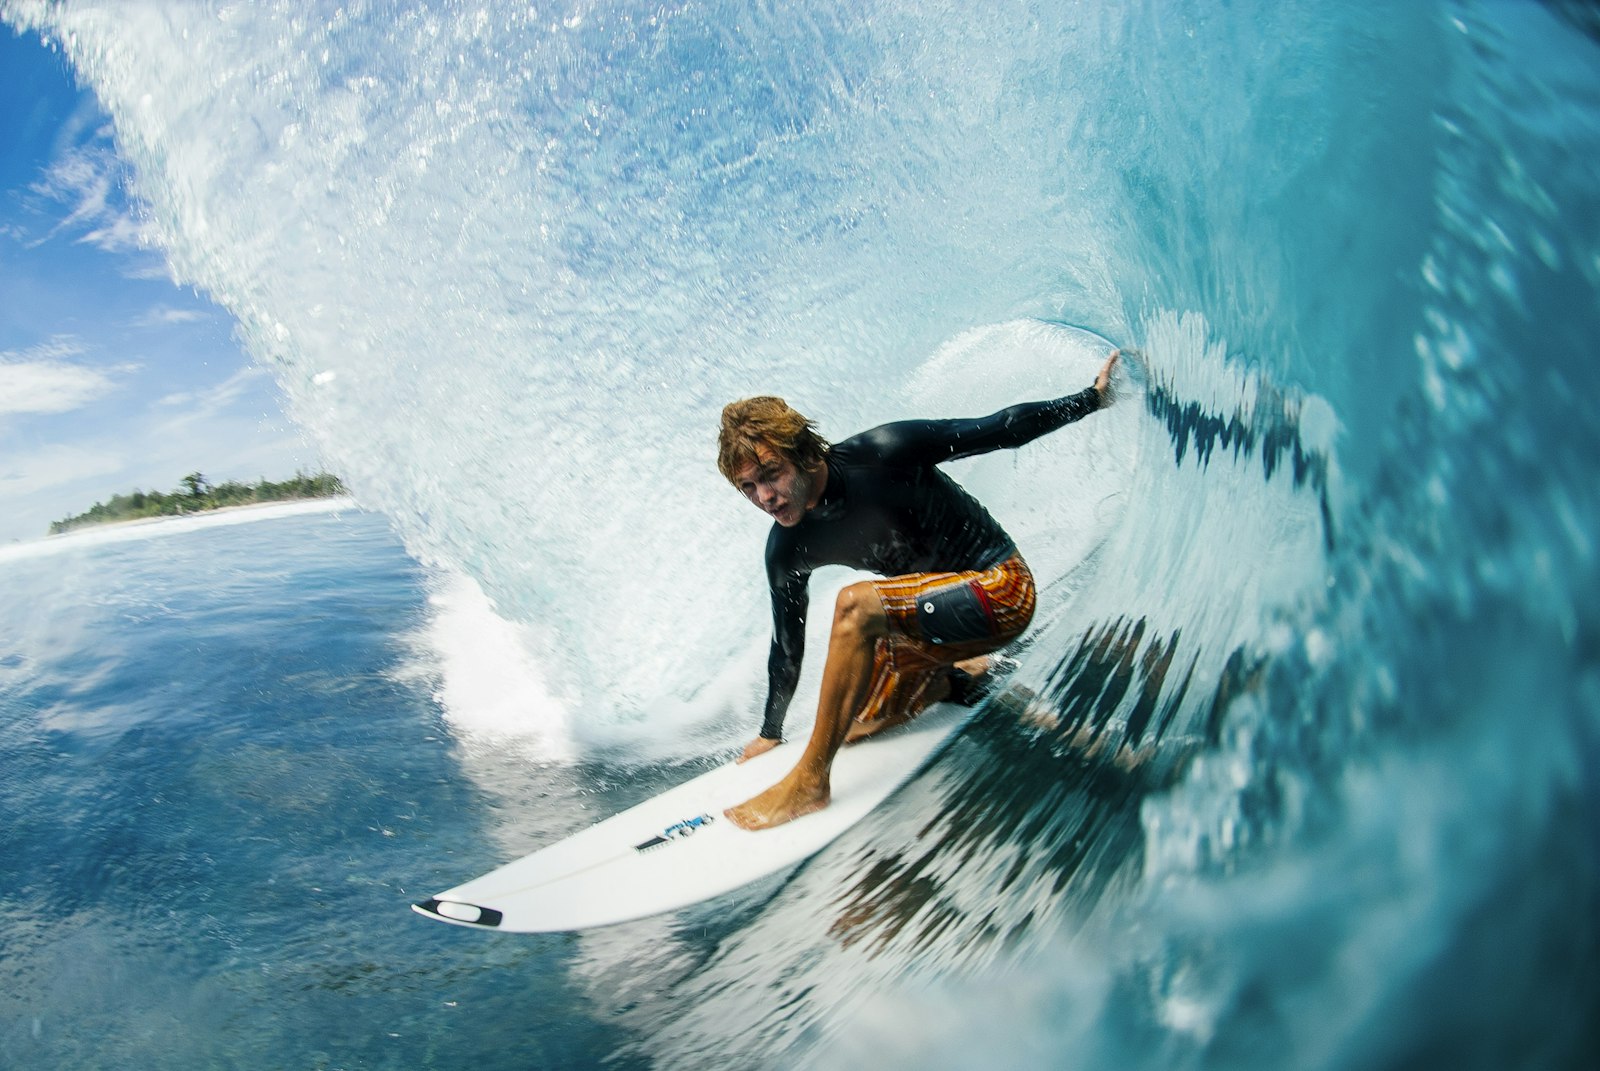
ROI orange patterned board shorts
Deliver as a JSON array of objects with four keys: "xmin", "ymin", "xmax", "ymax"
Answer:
[{"xmin": 856, "ymin": 554, "xmax": 1036, "ymax": 725}]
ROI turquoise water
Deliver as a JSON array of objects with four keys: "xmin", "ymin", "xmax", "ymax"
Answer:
[{"xmin": 2, "ymin": 0, "xmax": 1598, "ymax": 1067}]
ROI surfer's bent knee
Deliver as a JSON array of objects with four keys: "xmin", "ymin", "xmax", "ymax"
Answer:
[{"xmin": 831, "ymin": 582, "xmax": 887, "ymax": 640}]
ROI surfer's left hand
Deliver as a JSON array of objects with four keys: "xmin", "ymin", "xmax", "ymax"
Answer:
[{"xmin": 1095, "ymin": 349, "xmax": 1120, "ymax": 402}]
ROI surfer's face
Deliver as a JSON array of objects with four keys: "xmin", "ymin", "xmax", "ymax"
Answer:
[{"xmin": 734, "ymin": 443, "xmax": 822, "ymax": 527}]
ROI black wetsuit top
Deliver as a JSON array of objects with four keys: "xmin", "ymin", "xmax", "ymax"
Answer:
[{"xmin": 758, "ymin": 384, "xmax": 1102, "ymax": 739}]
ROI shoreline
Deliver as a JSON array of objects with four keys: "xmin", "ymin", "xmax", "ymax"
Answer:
[
  {"xmin": 46, "ymin": 496, "xmax": 351, "ymax": 537},
  {"xmin": 2, "ymin": 497, "xmax": 363, "ymax": 562}
]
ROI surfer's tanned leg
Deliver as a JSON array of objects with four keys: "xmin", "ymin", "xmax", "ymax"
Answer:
[
  {"xmin": 725, "ymin": 582, "xmax": 890, "ymax": 831},
  {"xmin": 843, "ymin": 652, "xmax": 995, "ymax": 743}
]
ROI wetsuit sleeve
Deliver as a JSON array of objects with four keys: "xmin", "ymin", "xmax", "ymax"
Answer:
[
  {"xmin": 860, "ymin": 385, "xmax": 1103, "ymax": 466},
  {"xmin": 760, "ymin": 543, "xmax": 811, "ymax": 740}
]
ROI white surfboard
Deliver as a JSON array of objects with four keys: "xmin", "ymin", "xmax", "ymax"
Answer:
[{"xmin": 412, "ymin": 704, "xmax": 971, "ymax": 932}]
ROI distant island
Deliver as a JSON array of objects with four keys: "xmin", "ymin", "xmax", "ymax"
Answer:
[{"xmin": 49, "ymin": 471, "xmax": 347, "ymax": 536}]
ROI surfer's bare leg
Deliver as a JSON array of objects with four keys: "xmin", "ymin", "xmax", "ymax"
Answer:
[
  {"xmin": 843, "ymin": 651, "xmax": 996, "ymax": 743},
  {"xmin": 844, "ymin": 670, "xmax": 933, "ymax": 743},
  {"xmin": 725, "ymin": 582, "xmax": 889, "ymax": 831}
]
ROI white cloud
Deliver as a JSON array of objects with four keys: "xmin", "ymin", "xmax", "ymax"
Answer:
[
  {"xmin": 4, "ymin": 337, "xmax": 86, "ymax": 363},
  {"xmin": 81, "ymin": 211, "xmax": 150, "ymax": 254},
  {"xmin": 0, "ymin": 442, "xmax": 125, "ymax": 496},
  {"xmin": 151, "ymin": 364, "xmax": 269, "ymax": 418},
  {"xmin": 124, "ymin": 260, "xmax": 178, "ymax": 281},
  {"xmin": 30, "ymin": 123, "xmax": 159, "ymax": 256},
  {"xmin": 133, "ymin": 305, "xmax": 210, "ymax": 328},
  {"xmin": 0, "ymin": 339, "xmax": 123, "ymax": 415}
]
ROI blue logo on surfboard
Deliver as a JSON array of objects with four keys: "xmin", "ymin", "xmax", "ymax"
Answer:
[{"xmin": 634, "ymin": 813, "xmax": 715, "ymax": 853}]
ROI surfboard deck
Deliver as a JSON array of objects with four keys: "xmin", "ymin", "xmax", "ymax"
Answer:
[{"xmin": 412, "ymin": 703, "xmax": 971, "ymax": 933}]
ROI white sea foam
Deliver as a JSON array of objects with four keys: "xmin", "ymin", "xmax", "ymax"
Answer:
[
  {"xmin": 0, "ymin": 0, "xmax": 1127, "ymax": 737},
  {"xmin": 397, "ymin": 566, "xmax": 577, "ymax": 763}
]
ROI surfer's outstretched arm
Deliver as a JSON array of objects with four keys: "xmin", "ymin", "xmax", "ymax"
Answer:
[{"xmin": 858, "ymin": 349, "xmax": 1120, "ymax": 466}]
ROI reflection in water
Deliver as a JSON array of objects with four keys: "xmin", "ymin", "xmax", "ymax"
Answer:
[
  {"xmin": 1146, "ymin": 374, "xmax": 1335, "ymax": 548},
  {"xmin": 821, "ymin": 613, "xmax": 1270, "ymax": 961}
]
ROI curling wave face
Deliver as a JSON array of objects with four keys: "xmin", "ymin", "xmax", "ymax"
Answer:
[{"xmin": 7, "ymin": 0, "xmax": 1598, "ymax": 1067}]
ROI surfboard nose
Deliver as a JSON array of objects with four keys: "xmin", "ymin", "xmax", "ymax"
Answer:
[{"xmin": 412, "ymin": 898, "xmax": 504, "ymax": 928}]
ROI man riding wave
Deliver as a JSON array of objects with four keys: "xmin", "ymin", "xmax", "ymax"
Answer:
[{"xmin": 717, "ymin": 349, "xmax": 1121, "ymax": 830}]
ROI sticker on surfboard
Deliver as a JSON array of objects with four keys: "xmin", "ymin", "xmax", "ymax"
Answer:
[{"xmin": 633, "ymin": 812, "xmax": 715, "ymax": 853}]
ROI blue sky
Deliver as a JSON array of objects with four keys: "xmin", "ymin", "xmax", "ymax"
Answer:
[{"xmin": 0, "ymin": 25, "xmax": 319, "ymax": 543}]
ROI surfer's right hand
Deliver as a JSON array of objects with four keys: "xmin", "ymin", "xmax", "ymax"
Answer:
[{"xmin": 738, "ymin": 736, "xmax": 782, "ymax": 763}]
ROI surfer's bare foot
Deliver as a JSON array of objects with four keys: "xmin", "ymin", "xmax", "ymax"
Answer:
[
  {"xmin": 953, "ymin": 654, "xmax": 993, "ymax": 677},
  {"xmin": 724, "ymin": 771, "xmax": 830, "ymax": 830},
  {"xmin": 737, "ymin": 735, "xmax": 781, "ymax": 763}
]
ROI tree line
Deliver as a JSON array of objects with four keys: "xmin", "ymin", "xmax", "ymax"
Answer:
[{"xmin": 49, "ymin": 471, "xmax": 347, "ymax": 535}]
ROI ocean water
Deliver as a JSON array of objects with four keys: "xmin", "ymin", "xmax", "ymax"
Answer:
[{"xmin": 2, "ymin": 1, "xmax": 1598, "ymax": 1069}]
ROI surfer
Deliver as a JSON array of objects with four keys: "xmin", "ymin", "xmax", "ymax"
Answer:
[{"xmin": 718, "ymin": 349, "xmax": 1121, "ymax": 830}]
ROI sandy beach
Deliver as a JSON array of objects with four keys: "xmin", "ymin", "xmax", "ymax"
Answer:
[{"xmin": 0, "ymin": 496, "xmax": 361, "ymax": 563}]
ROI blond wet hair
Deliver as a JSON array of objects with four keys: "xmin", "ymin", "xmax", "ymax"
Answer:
[{"xmin": 717, "ymin": 396, "xmax": 831, "ymax": 485}]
